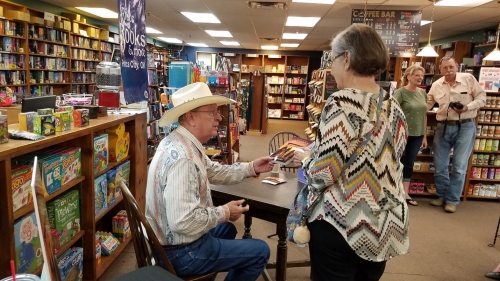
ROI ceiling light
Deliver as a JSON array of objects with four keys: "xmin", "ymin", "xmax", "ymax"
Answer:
[
  {"xmin": 286, "ymin": 16, "xmax": 320, "ymax": 27},
  {"xmin": 188, "ymin": 43, "xmax": 209, "ymax": 47},
  {"xmin": 417, "ymin": 0, "xmax": 439, "ymax": 57},
  {"xmin": 281, "ymin": 43, "xmax": 300, "ymax": 47},
  {"xmin": 181, "ymin": 12, "xmax": 221, "ymax": 23},
  {"xmin": 248, "ymin": 2, "xmax": 288, "ymax": 9},
  {"xmin": 420, "ymin": 20, "xmax": 432, "ymax": 26},
  {"xmin": 158, "ymin": 37, "xmax": 183, "ymax": 44},
  {"xmin": 75, "ymin": 7, "xmax": 118, "ymax": 18},
  {"xmin": 220, "ymin": 41, "xmax": 240, "ymax": 46},
  {"xmin": 292, "ymin": 0, "xmax": 335, "ymax": 3},
  {"xmin": 146, "ymin": 27, "xmax": 162, "ymax": 34},
  {"xmin": 283, "ymin": 33, "xmax": 307, "ymax": 40},
  {"xmin": 483, "ymin": 23, "xmax": 500, "ymax": 61},
  {"xmin": 262, "ymin": 45, "xmax": 278, "ymax": 50},
  {"xmin": 205, "ymin": 30, "xmax": 233, "ymax": 37},
  {"xmin": 435, "ymin": 0, "xmax": 493, "ymax": 7}
]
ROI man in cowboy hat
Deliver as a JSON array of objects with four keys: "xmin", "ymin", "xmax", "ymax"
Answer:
[{"xmin": 145, "ymin": 82, "xmax": 273, "ymax": 280}]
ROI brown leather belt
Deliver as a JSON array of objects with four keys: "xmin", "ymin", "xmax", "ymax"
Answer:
[{"xmin": 437, "ymin": 118, "xmax": 475, "ymax": 126}]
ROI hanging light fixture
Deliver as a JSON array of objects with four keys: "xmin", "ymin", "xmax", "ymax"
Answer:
[
  {"xmin": 483, "ymin": 23, "xmax": 500, "ymax": 61},
  {"xmin": 417, "ymin": 0, "xmax": 439, "ymax": 57}
]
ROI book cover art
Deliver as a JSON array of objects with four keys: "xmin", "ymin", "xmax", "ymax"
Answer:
[
  {"xmin": 93, "ymin": 133, "xmax": 109, "ymax": 174},
  {"xmin": 14, "ymin": 212, "xmax": 43, "ymax": 274},
  {"xmin": 18, "ymin": 112, "xmax": 36, "ymax": 132},
  {"xmin": 107, "ymin": 160, "xmax": 130, "ymax": 199},
  {"xmin": 262, "ymin": 176, "xmax": 287, "ymax": 185},
  {"xmin": 61, "ymin": 147, "xmax": 82, "ymax": 184},
  {"xmin": 39, "ymin": 154, "xmax": 63, "ymax": 196},
  {"xmin": 270, "ymin": 137, "xmax": 312, "ymax": 165},
  {"xmin": 33, "ymin": 114, "xmax": 56, "ymax": 136},
  {"xmin": 3, "ymin": 37, "xmax": 12, "ymax": 52},
  {"xmin": 46, "ymin": 190, "xmax": 80, "ymax": 252}
]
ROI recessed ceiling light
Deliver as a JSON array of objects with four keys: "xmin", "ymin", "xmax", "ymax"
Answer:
[
  {"xmin": 158, "ymin": 37, "xmax": 183, "ymax": 44},
  {"xmin": 188, "ymin": 43, "xmax": 209, "ymax": 47},
  {"xmin": 292, "ymin": 0, "xmax": 336, "ymax": 3},
  {"xmin": 181, "ymin": 12, "xmax": 221, "ymax": 23},
  {"xmin": 283, "ymin": 33, "xmax": 308, "ymax": 40},
  {"xmin": 146, "ymin": 27, "xmax": 162, "ymax": 34},
  {"xmin": 286, "ymin": 16, "xmax": 321, "ymax": 27},
  {"xmin": 420, "ymin": 20, "xmax": 433, "ymax": 26},
  {"xmin": 75, "ymin": 7, "xmax": 118, "ymax": 18},
  {"xmin": 205, "ymin": 30, "xmax": 233, "ymax": 37},
  {"xmin": 435, "ymin": 0, "xmax": 492, "ymax": 6},
  {"xmin": 220, "ymin": 41, "xmax": 240, "ymax": 46},
  {"xmin": 262, "ymin": 45, "xmax": 278, "ymax": 50},
  {"xmin": 281, "ymin": 43, "xmax": 300, "ymax": 47}
]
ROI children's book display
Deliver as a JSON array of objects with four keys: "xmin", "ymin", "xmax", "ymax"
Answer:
[{"xmin": 270, "ymin": 137, "xmax": 312, "ymax": 165}]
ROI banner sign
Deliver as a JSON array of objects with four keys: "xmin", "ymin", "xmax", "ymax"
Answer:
[
  {"xmin": 351, "ymin": 10, "xmax": 421, "ymax": 57},
  {"xmin": 118, "ymin": 0, "xmax": 148, "ymax": 104}
]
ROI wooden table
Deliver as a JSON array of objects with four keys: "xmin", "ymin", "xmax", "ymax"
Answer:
[{"xmin": 211, "ymin": 172, "xmax": 310, "ymax": 281}]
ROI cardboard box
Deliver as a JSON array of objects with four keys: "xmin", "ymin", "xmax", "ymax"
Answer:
[
  {"xmin": 11, "ymin": 165, "xmax": 33, "ymax": 212},
  {"xmin": 55, "ymin": 15, "xmax": 63, "ymax": 22},
  {"xmin": 0, "ymin": 7, "xmax": 3, "ymax": 17},
  {"xmin": 63, "ymin": 20, "xmax": 71, "ymax": 31},
  {"xmin": 44, "ymin": 20, "xmax": 54, "ymax": 27},
  {"xmin": 30, "ymin": 16, "xmax": 44, "ymax": 25},
  {"xmin": 33, "ymin": 114, "xmax": 55, "ymax": 136},
  {"xmin": 99, "ymin": 29, "xmax": 109, "ymax": 40},
  {"xmin": 18, "ymin": 112, "xmax": 36, "ymax": 132},
  {"xmin": 54, "ymin": 21, "xmax": 64, "ymax": 30},
  {"xmin": 72, "ymin": 22, "xmax": 79, "ymax": 34},
  {"xmin": 57, "ymin": 247, "xmax": 83, "ymax": 281},
  {"xmin": 62, "ymin": 12, "xmax": 80, "ymax": 21},
  {"xmin": 81, "ymin": 18, "xmax": 86, "ymax": 24},
  {"xmin": 85, "ymin": 27, "xmax": 96, "ymax": 38},
  {"xmin": 112, "ymin": 210, "xmax": 131, "ymax": 242},
  {"xmin": 46, "ymin": 190, "xmax": 81, "ymax": 252},
  {"xmin": 14, "ymin": 213, "xmax": 43, "ymax": 274},
  {"xmin": 5, "ymin": 10, "xmax": 27, "ymax": 21},
  {"xmin": 100, "ymin": 25, "xmax": 111, "ymax": 31}
]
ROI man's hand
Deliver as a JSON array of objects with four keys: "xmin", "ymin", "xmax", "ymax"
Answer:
[
  {"xmin": 253, "ymin": 156, "xmax": 274, "ymax": 174},
  {"xmin": 452, "ymin": 102, "xmax": 468, "ymax": 114},
  {"xmin": 293, "ymin": 146, "xmax": 311, "ymax": 166},
  {"xmin": 225, "ymin": 199, "xmax": 249, "ymax": 222},
  {"xmin": 421, "ymin": 137, "xmax": 428, "ymax": 150}
]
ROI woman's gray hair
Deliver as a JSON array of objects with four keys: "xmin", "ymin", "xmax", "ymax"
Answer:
[{"xmin": 331, "ymin": 24, "xmax": 389, "ymax": 76}]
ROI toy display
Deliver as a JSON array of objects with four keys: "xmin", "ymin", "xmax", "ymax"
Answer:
[
  {"xmin": 104, "ymin": 123, "xmax": 130, "ymax": 162},
  {"xmin": 57, "ymin": 247, "xmax": 83, "ymax": 281},
  {"xmin": 11, "ymin": 165, "xmax": 33, "ymax": 212},
  {"xmin": 96, "ymin": 231, "xmax": 120, "ymax": 256},
  {"xmin": 94, "ymin": 174, "xmax": 108, "ymax": 217},
  {"xmin": 46, "ymin": 190, "xmax": 81, "ymax": 253},
  {"xmin": 73, "ymin": 109, "xmax": 89, "ymax": 127},
  {"xmin": 106, "ymin": 160, "xmax": 130, "ymax": 199},
  {"xmin": 93, "ymin": 133, "xmax": 109, "ymax": 174},
  {"xmin": 33, "ymin": 114, "xmax": 56, "ymax": 136},
  {"xmin": 0, "ymin": 114, "xmax": 8, "ymax": 143},
  {"xmin": 14, "ymin": 212, "xmax": 43, "ymax": 274},
  {"xmin": 18, "ymin": 112, "xmax": 36, "ymax": 132},
  {"xmin": 112, "ymin": 210, "xmax": 131, "ymax": 242}
]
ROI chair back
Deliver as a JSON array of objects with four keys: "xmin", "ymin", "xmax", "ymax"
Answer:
[
  {"xmin": 119, "ymin": 181, "xmax": 177, "ymax": 275},
  {"xmin": 269, "ymin": 131, "xmax": 300, "ymax": 173}
]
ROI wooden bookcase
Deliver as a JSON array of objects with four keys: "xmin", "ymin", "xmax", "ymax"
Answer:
[{"xmin": 0, "ymin": 113, "xmax": 147, "ymax": 280}]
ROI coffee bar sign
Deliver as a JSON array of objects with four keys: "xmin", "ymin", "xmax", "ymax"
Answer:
[{"xmin": 351, "ymin": 9, "xmax": 421, "ymax": 57}]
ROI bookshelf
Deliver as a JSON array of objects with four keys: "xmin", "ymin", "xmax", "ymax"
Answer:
[{"xmin": 0, "ymin": 113, "xmax": 147, "ymax": 280}]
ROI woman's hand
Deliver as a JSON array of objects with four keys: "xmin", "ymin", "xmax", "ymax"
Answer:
[{"xmin": 293, "ymin": 146, "xmax": 311, "ymax": 166}]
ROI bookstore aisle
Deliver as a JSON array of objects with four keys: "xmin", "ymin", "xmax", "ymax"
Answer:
[{"xmin": 98, "ymin": 118, "xmax": 500, "ymax": 281}]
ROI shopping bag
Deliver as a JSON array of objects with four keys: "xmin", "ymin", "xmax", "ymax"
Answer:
[{"xmin": 286, "ymin": 183, "xmax": 309, "ymax": 245}]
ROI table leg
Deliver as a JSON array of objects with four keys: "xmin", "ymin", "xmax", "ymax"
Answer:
[
  {"xmin": 243, "ymin": 214, "xmax": 252, "ymax": 239},
  {"xmin": 275, "ymin": 219, "xmax": 288, "ymax": 281}
]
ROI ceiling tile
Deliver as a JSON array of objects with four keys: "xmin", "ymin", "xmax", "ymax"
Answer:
[{"xmin": 202, "ymin": 0, "xmax": 249, "ymax": 15}]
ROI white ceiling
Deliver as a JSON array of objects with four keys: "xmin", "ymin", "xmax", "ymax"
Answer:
[{"xmin": 42, "ymin": 0, "xmax": 500, "ymax": 51}]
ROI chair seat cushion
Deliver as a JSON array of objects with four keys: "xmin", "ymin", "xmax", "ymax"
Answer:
[{"xmin": 110, "ymin": 266, "xmax": 183, "ymax": 281}]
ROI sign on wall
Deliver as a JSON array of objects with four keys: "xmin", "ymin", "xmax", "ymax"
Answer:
[
  {"xmin": 479, "ymin": 67, "xmax": 500, "ymax": 93},
  {"xmin": 351, "ymin": 10, "xmax": 421, "ymax": 57},
  {"xmin": 118, "ymin": 0, "xmax": 148, "ymax": 104}
]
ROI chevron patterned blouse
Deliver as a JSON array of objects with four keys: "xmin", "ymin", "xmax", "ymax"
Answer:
[{"xmin": 302, "ymin": 88, "xmax": 410, "ymax": 262}]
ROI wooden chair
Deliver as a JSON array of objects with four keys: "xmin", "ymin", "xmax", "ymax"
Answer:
[
  {"xmin": 269, "ymin": 131, "xmax": 301, "ymax": 173},
  {"xmin": 119, "ymin": 181, "xmax": 218, "ymax": 281}
]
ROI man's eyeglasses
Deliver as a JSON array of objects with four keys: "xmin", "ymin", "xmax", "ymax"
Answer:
[{"xmin": 192, "ymin": 109, "xmax": 221, "ymax": 118}]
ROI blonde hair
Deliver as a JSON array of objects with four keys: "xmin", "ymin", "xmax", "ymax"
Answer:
[{"xmin": 402, "ymin": 65, "xmax": 425, "ymax": 86}]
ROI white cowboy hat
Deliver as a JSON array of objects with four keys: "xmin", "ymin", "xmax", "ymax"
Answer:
[{"xmin": 158, "ymin": 82, "xmax": 235, "ymax": 126}]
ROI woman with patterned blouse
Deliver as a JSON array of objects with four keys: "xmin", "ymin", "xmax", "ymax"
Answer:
[
  {"xmin": 393, "ymin": 65, "xmax": 428, "ymax": 206},
  {"xmin": 294, "ymin": 24, "xmax": 410, "ymax": 280}
]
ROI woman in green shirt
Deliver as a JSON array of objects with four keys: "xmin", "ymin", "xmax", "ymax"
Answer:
[{"xmin": 394, "ymin": 65, "xmax": 428, "ymax": 206}]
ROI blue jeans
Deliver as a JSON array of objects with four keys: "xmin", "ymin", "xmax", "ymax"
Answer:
[
  {"xmin": 164, "ymin": 222, "xmax": 270, "ymax": 281},
  {"xmin": 433, "ymin": 122, "xmax": 475, "ymax": 205},
  {"xmin": 402, "ymin": 135, "xmax": 424, "ymax": 181}
]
